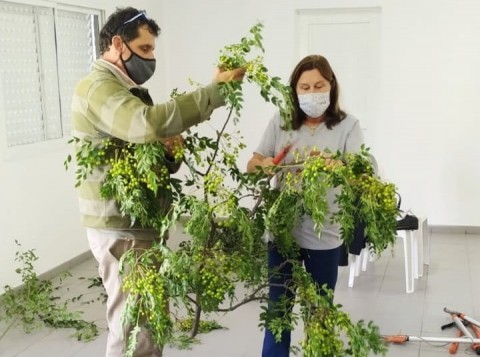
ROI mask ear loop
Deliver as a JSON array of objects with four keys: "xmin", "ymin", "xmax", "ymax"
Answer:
[
  {"xmin": 122, "ymin": 41, "xmax": 136, "ymax": 58},
  {"xmin": 110, "ymin": 35, "xmax": 134, "ymax": 80},
  {"xmin": 119, "ymin": 40, "xmax": 135, "ymax": 80}
]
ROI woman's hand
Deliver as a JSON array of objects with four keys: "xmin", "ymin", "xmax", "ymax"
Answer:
[{"xmin": 246, "ymin": 153, "xmax": 276, "ymax": 174}]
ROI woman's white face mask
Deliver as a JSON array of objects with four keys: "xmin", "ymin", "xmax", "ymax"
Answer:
[{"xmin": 298, "ymin": 92, "xmax": 330, "ymax": 118}]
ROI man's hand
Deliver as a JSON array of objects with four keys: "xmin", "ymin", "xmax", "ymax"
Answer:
[
  {"xmin": 214, "ymin": 67, "xmax": 246, "ymax": 83},
  {"xmin": 161, "ymin": 135, "xmax": 184, "ymax": 158}
]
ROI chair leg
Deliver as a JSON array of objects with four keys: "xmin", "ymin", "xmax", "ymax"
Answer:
[
  {"xmin": 401, "ymin": 231, "xmax": 415, "ymax": 293},
  {"xmin": 415, "ymin": 219, "xmax": 424, "ymax": 278},
  {"xmin": 348, "ymin": 254, "xmax": 357, "ymax": 287},
  {"xmin": 348, "ymin": 251, "xmax": 364, "ymax": 288},
  {"xmin": 412, "ymin": 230, "xmax": 420, "ymax": 279},
  {"xmin": 413, "ymin": 216, "xmax": 429, "ymax": 278},
  {"xmin": 361, "ymin": 247, "xmax": 369, "ymax": 272},
  {"xmin": 422, "ymin": 217, "xmax": 430, "ymax": 266},
  {"xmin": 354, "ymin": 252, "xmax": 362, "ymax": 276}
]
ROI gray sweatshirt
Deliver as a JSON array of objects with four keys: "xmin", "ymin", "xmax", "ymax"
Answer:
[{"xmin": 254, "ymin": 111, "xmax": 365, "ymax": 250}]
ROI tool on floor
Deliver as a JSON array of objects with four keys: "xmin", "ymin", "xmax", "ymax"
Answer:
[
  {"xmin": 448, "ymin": 329, "xmax": 462, "ymax": 354},
  {"xmin": 469, "ymin": 323, "xmax": 480, "ymax": 354},
  {"xmin": 445, "ymin": 307, "xmax": 480, "ymax": 355},
  {"xmin": 442, "ymin": 319, "xmax": 471, "ymax": 354},
  {"xmin": 446, "ymin": 311, "xmax": 474, "ymax": 354},
  {"xmin": 382, "ymin": 307, "xmax": 480, "ymax": 355}
]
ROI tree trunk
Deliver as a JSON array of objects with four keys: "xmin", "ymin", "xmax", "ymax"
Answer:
[{"xmin": 190, "ymin": 298, "xmax": 202, "ymax": 338}]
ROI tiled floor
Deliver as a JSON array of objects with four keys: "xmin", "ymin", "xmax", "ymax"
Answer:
[{"xmin": 1, "ymin": 231, "xmax": 480, "ymax": 356}]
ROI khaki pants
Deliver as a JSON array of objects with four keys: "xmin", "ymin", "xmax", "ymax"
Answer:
[{"xmin": 87, "ymin": 228, "xmax": 163, "ymax": 357}]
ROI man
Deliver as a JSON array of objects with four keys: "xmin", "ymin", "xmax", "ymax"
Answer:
[{"xmin": 71, "ymin": 7, "xmax": 244, "ymax": 356}]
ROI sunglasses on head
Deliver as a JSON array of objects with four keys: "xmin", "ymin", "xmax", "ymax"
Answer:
[
  {"xmin": 123, "ymin": 10, "xmax": 148, "ymax": 25},
  {"xmin": 115, "ymin": 10, "xmax": 148, "ymax": 34}
]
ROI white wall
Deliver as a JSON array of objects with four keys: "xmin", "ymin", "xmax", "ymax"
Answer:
[
  {"xmin": 0, "ymin": 0, "xmax": 164, "ymax": 289},
  {"xmin": 378, "ymin": 0, "xmax": 480, "ymax": 226},
  {"xmin": 156, "ymin": 0, "xmax": 480, "ymax": 226},
  {"xmin": 2, "ymin": 0, "xmax": 480, "ymax": 288}
]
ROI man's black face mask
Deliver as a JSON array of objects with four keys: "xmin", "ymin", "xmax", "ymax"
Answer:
[{"xmin": 121, "ymin": 41, "xmax": 156, "ymax": 85}]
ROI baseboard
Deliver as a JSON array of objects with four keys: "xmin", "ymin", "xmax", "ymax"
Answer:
[
  {"xmin": 429, "ymin": 225, "xmax": 480, "ymax": 235},
  {"xmin": 38, "ymin": 249, "xmax": 93, "ymax": 281}
]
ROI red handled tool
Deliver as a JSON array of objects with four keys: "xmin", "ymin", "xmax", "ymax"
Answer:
[
  {"xmin": 445, "ymin": 307, "xmax": 480, "ymax": 355},
  {"xmin": 272, "ymin": 143, "xmax": 295, "ymax": 165},
  {"xmin": 448, "ymin": 326, "xmax": 464, "ymax": 354},
  {"xmin": 383, "ymin": 308, "xmax": 480, "ymax": 353},
  {"xmin": 469, "ymin": 323, "xmax": 480, "ymax": 354}
]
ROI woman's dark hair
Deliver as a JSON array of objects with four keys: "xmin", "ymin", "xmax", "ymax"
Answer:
[
  {"xmin": 99, "ymin": 7, "xmax": 160, "ymax": 55},
  {"xmin": 288, "ymin": 55, "xmax": 346, "ymax": 130}
]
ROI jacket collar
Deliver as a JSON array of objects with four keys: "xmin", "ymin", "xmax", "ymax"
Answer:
[{"xmin": 94, "ymin": 59, "xmax": 138, "ymax": 88}]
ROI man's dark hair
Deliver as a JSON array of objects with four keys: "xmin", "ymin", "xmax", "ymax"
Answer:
[{"xmin": 99, "ymin": 7, "xmax": 160, "ymax": 55}]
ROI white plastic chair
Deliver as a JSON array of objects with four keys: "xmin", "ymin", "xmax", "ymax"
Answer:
[{"xmin": 347, "ymin": 216, "xmax": 429, "ymax": 293}]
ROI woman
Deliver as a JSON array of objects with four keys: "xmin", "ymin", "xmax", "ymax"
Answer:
[{"xmin": 246, "ymin": 54, "xmax": 366, "ymax": 357}]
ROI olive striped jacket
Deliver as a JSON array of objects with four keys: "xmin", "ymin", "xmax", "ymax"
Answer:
[{"xmin": 71, "ymin": 59, "xmax": 224, "ymax": 229}]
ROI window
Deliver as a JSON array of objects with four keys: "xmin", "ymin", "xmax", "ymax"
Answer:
[{"xmin": 0, "ymin": 1, "xmax": 102, "ymax": 147}]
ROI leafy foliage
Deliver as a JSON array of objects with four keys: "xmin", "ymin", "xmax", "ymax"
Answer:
[
  {"xmin": 272, "ymin": 146, "xmax": 398, "ymax": 256},
  {"xmin": 218, "ymin": 23, "xmax": 294, "ymax": 127},
  {"xmin": 0, "ymin": 241, "xmax": 98, "ymax": 342},
  {"xmin": 64, "ymin": 23, "xmax": 396, "ymax": 356},
  {"xmin": 176, "ymin": 317, "xmax": 224, "ymax": 333}
]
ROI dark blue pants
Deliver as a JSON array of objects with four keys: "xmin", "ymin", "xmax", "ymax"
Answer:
[{"xmin": 261, "ymin": 244, "xmax": 341, "ymax": 357}]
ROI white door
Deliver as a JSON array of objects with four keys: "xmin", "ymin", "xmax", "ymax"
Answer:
[{"xmin": 296, "ymin": 8, "xmax": 381, "ymax": 143}]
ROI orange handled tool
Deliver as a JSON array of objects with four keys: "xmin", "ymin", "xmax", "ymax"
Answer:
[
  {"xmin": 381, "ymin": 335, "xmax": 409, "ymax": 344},
  {"xmin": 469, "ymin": 323, "xmax": 480, "ymax": 354},
  {"xmin": 448, "ymin": 330, "xmax": 462, "ymax": 354},
  {"xmin": 272, "ymin": 143, "xmax": 294, "ymax": 165}
]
